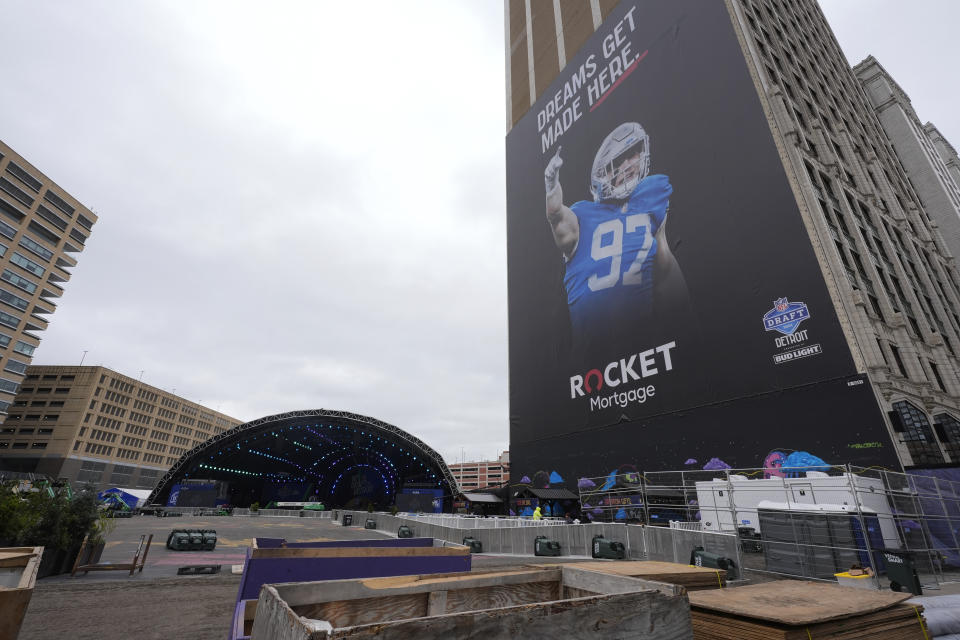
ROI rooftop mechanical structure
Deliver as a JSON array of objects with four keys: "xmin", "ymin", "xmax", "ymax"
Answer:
[{"xmin": 147, "ymin": 409, "xmax": 458, "ymax": 509}]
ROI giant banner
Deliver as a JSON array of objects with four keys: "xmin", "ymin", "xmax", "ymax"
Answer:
[{"xmin": 506, "ymin": 1, "xmax": 899, "ymax": 488}]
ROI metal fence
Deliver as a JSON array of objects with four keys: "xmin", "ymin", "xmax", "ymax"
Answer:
[
  {"xmin": 232, "ymin": 508, "xmax": 333, "ymax": 519},
  {"xmin": 331, "ymin": 509, "xmax": 739, "ymax": 568},
  {"xmin": 402, "ymin": 513, "xmax": 568, "ymax": 529},
  {"xmin": 581, "ymin": 464, "xmax": 960, "ymax": 589}
]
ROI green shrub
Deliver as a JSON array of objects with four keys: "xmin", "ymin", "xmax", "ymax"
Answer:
[{"xmin": 0, "ymin": 482, "xmax": 99, "ymax": 550}]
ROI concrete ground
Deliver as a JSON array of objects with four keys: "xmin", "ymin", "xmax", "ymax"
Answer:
[{"xmin": 17, "ymin": 515, "xmax": 960, "ymax": 639}]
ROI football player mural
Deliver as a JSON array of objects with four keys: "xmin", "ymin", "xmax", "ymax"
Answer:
[{"xmin": 543, "ymin": 122, "xmax": 689, "ymax": 344}]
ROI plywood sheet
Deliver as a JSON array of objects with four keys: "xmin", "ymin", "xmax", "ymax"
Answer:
[
  {"xmin": 688, "ymin": 580, "xmax": 912, "ymax": 625},
  {"xmin": 561, "ymin": 561, "xmax": 726, "ymax": 588}
]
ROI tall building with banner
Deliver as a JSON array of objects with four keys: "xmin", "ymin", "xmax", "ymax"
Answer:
[{"xmin": 504, "ymin": 0, "xmax": 960, "ymax": 497}]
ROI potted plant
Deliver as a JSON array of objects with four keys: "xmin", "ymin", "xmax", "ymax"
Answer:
[{"xmin": 249, "ymin": 501, "xmax": 260, "ymax": 516}]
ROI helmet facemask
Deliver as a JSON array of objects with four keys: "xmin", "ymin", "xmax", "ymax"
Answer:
[{"xmin": 590, "ymin": 122, "xmax": 651, "ymax": 202}]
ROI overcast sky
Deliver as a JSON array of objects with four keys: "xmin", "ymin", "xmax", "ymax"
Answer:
[{"xmin": 1, "ymin": 2, "xmax": 957, "ymax": 466}]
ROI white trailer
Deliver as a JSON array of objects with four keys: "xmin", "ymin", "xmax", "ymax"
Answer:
[{"xmin": 695, "ymin": 472, "xmax": 901, "ymax": 548}]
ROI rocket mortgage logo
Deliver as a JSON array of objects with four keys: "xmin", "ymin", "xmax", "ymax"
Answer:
[{"xmin": 568, "ymin": 340, "xmax": 676, "ymax": 411}]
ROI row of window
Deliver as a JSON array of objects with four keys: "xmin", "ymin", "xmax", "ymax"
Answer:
[{"xmin": 0, "ymin": 442, "xmax": 46, "ymax": 449}]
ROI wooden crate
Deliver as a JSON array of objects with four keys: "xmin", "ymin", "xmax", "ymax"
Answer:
[
  {"xmin": 250, "ymin": 566, "xmax": 693, "ymax": 639},
  {"xmin": 0, "ymin": 546, "xmax": 43, "ymax": 640},
  {"xmin": 232, "ymin": 537, "xmax": 472, "ymax": 639}
]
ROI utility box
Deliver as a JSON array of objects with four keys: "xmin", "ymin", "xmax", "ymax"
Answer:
[
  {"xmin": 364, "ymin": 519, "xmax": 377, "ymax": 530},
  {"xmin": 462, "ymin": 537, "xmax": 483, "ymax": 553},
  {"xmin": 592, "ymin": 535, "xmax": 626, "ymax": 560},
  {"xmin": 690, "ymin": 546, "xmax": 738, "ymax": 580},
  {"xmin": 342, "ymin": 514, "xmax": 353, "ymax": 526},
  {"xmin": 534, "ymin": 535, "xmax": 561, "ymax": 557},
  {"xmin": 882, "ymin": 550, "xmax": 922, "ymax": 595},
  {"xmin": 397, "ymin": 526, "xmax": 413, "ymax": 538}
]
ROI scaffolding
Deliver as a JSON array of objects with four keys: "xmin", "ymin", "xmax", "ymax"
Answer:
[{"xmin": 579, "ymin": 464, "xmax": 960, "ymax": 589}]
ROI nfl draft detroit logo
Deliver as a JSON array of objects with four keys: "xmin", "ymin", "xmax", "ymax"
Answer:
[
  {"xmin": 763, "ymin": 297, "xmax": 810, "ymax": 335},
  {"xmin": 763, "ymin": 297, "xmax": 822, "ymax": 364}
]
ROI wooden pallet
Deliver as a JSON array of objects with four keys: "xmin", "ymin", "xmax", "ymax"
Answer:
[
  {"xmin": 71, "ymin": 534, "xmax": 153, "ymax": 577},
  {"xmin": 688, "ymin": 580, "xmax": 928, "ymax": 639}
]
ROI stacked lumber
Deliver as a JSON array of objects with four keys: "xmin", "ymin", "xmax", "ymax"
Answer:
[
  {"xmin": 563, "ymin": 560, "xmax": 727, "ymax": 590},
  {"xmin": 688, "ymin": 580, "xmax": 928, "ymax": 639}
]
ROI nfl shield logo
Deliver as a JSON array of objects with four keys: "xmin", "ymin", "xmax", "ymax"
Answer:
[{"xmin": 763, "ymin": 297, "xmax": 811, "ymax": 335}]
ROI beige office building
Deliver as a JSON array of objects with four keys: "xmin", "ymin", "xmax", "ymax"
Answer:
[
  {"xmin": 0, "ymin": 141, "xmax": 97, "ymax": 418},
  {"xmin": 448, "ymin": 451, "xmax": 511, "ymax": 491},
  {"xmin": 0, "ymin": 365, "xmax": 243, "ymax": 490},
  {"xmin": 505, "ymin": 1, "xmax": 960, "ymax": 472}
]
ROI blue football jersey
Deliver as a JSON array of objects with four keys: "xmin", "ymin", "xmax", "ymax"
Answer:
[{"xmin": 564, "ymin": 174, "xmax": 672, "ymax": 333}]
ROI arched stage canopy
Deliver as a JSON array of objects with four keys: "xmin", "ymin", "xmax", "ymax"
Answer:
[{"xmin": 147, "ymin": 409, "xmax": 458, "ymax": 508}]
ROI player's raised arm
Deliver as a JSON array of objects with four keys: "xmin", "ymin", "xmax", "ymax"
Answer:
[{"xmin": 544, "ymin": 147, "xmax": 579, "ymax": 259}]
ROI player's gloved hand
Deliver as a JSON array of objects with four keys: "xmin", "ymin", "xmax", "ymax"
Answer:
[{"xmin": 544, "ymin": 146, "xmax": 563, "ymax": 193}]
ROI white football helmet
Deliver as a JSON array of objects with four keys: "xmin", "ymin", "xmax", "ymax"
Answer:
[{"xmin": 590, "ymin": 122, "xmax": 650, "ymax": 202}]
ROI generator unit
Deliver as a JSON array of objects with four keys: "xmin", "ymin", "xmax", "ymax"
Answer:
[
  {"xmin": 166, "ymin": 529, "xmax": 217, "ymax": 551},
  {"xmin": 592, "ymin": 535, "xmax": 626, "ymax": 560},
  {"xmin": 534, "ymin": 535, "xmax": 561, "ymax": 557},
  {"xmin": 397, "ymin": 525, "xmax": 413, "ymax": 538},
  {"xmin": 690, "ymin": 546, "xmax": 738, "ymax": 580},
  {"xmin": 462, "ymin": 537, "xmax": 483, "ymax": 553},
  {"xmin": 364, "ymin": 518, "xmax": 377, "ymax": 530}
]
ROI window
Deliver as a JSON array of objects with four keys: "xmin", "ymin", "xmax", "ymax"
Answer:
[
  {"xmin": 11, "ymin": 442, "xmax": 27, "ymax": 449},
  {"xmin": 12, "ymin": 341, "xmax": 35, "ymax": 358},
  {"xmin": 0, "ymin": 309, "xmax": 20, "ymax": 329},
  {"xmin": 30, "ymin": 442, "xmax": 47, "ymax": 449},
  {"xmin": 5, "ymin": 163, "xmax": 42, "ymax": 192},
  {"xmin": 43, "ymin": 190, "xmax": 74, "ymax": 217},
  {"xmin": 892, "ymin": 401, "xmax": 945, "ymax": 465},
  {"xmin": 17, "ymin": 236, "xmax": 53, "ymax": 262},
  {"xmin": 69, "ymin": 228, "xmax": 87, "ymax": 245},
  {"xmin": 0, "ymin": 287, "xmax": 29, "ymax": 311},
  {"xmin": 0, "ymin": 377, "xmax": 20, "ymax": 394},
  {"xmin": 0, "ymin": 219, "xmax": 16, "ymax": 240},
  {"xmin": 889, "ymin": 345, "xmax": 908, "ymax": 378},
  {"xmin": 77, "ymin": 460, "xmax": 106, "ymax": 483},
  {"xmin": 35, "ymin": 205, "xmax": 67, "ymax": 231},
  {"xmin": 934, "ymin": 414, "xmax": 960, "ymax": 462},
  {"xmin": 1, "ymin": 269, "xmax": 37, "ymax": 294},
  {"xmin": 9, "ymin": 252, "xmax": 44, "ymax": 277},
  {"xmin": 0, "ymin": 177, "xmax": 34, "ymax": 207},
  {"xmin": 927, "ymin": 361, "xmax": 946, "ymax": 392},
  {"xmin": 3, "ymin": 359, "xmax": 28, "ymax": 375}
]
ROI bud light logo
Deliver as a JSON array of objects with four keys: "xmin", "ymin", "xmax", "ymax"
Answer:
[{"xmin": 763, "ymin": 297, "xmax": 810, "ymax": 336}]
